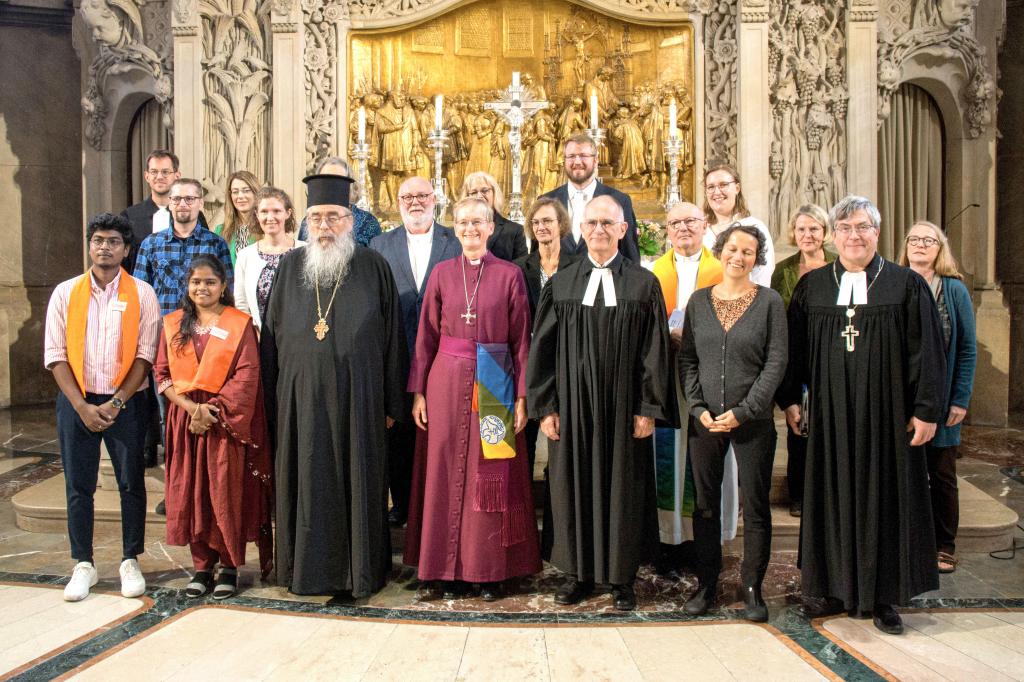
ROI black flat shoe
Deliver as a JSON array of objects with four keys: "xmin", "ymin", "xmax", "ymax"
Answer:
[
  {"xmin": 873, "ymin": 604, "xmax": 904, "ymax": 635},
  {"xmin": 789, "ymin": 500, "xmax": 802, "ymax": 517},
  {"xmin": 185, "ymin": 570, "xmax": 214, "ymax": 598},
  {"xmin": 797, "ymin": 596, "xmax": 846, "ymax": 619},
  {"xmin": 611, "ymin": 583, "xmax": 636, "ymax": 611},
  {"xmin": 684, "ymin": 582, "xmax": 716, "ymax": 616},
  {"xmin": 479, "ymin": 582, "xmax": 503, "ymax": 602},
  {"xmin": 212, "ymin": 569, "xmax": 237, "ymax": 600},
  {"xmin": 742, "ymin": 585, "xmax": 768, "ymax": 622},
  {"xmin": 442, "ymin": 581, "xmax": 467, "ymax": 599},
  {"xmin": 155, "ymin": 499, "xmax": 166, "ymax": 516},
  {"xmin": 554, "ymin": 578, "xmax": 593, "ymax": 605}
]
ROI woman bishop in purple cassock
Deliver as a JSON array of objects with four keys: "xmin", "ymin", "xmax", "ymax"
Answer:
[{"xmin": 404, "ymin": 197, "xmax": 541, "ymax": 602}]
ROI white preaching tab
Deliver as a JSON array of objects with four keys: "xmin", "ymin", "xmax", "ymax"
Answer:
[
  {"xmin": 582, "ymin": 268, "xmax": 617, "ymax": 307},
  {"xmin": 152, "ymin": 207, "xmax": 170, "ymax": 233},
  {"xmin": 836, "ymin": 270, "xmax": 868, "ymax": 306}
]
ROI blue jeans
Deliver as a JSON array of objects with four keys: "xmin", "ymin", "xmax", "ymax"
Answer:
[{"xmin": 56, "ymin": 391, "xmax": 148, "ymax": 562}]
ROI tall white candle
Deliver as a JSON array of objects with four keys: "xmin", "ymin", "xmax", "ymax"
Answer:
[
  {"xmin": 590, "ymin": 93, "xmax": 599, "ymax": 129},
  {"xmin": 669, "ymin": 98, "xmax": 678, "ymax": 138},
  {"xmin": 357, "ymin": 106, "xmax": 366, "ymax": 144},
  {"xmin": 434, "ymin": 94, "xmax": 443, "ymax": 130},
  {"xmin": 512, "ymin": 71, "xmax": 520, "ymax": 91}
]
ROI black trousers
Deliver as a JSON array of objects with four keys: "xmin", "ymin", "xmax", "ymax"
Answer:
[
  {"xmin": 56, "ymin": 391, "xmax": 148, "ymax": 562},
  {"xmin": 786, "ymin": 429, "xmax": 807, "ymax": 504},
  {"xmin": 387, "ymin": 420, "xmax": 416, "ymax": 519},
  {"xmin": 689, "ymin": 416, "xmax": 776, "ymax": 588},
  {"xmin": 926, "ymin": 444, "xmax": 959, "ymax": 554}
]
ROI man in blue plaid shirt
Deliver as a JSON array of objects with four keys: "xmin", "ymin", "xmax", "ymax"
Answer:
[{"xmin": 133, "ymin": 178, "xmax": 233, "ymax": 315}]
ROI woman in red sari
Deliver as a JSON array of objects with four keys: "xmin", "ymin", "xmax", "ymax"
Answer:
[{"xmin": 154, "ymin": 254, "xmax": 273, "ymax": 599}]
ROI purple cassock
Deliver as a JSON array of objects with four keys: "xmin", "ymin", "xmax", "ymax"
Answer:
[{"xmin": 403, "ymin": 252, "xmax": 542, "ymax": 583}]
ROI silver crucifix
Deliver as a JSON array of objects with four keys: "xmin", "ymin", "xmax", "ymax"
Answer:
[
  {"xmin": 485, "ymin": 72, "xmax": 549, "ymax": 223},
  {"xmin": 841, "ymin": 322, "xmax": 860, "ymax": 351}
]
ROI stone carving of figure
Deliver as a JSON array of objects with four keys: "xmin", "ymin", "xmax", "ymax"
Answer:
[
  {"xmin": 363, "ymin": 91, "xmax": 385, "ymax": 211},
  {"xmin": 445, "ymin": 105, "xmax": 469, "ymax": 192},
  {"xmin": 641, "ymin": 100, "xmax": 666, "ymax": 196},
  {"xmin": 468, "ymin": 106, "xmax": 495, "ymax": 178},
  {"xmin": 376, "ymin": 89, "xmax": 419, "ymax": 207},
  {"xmin": 489, "ymin": 117, "xmax": 511, "ymax": 190},
  {"xmin": 521, "ymin": 72, "xmax": 547, "ymax": 102},
  {"xmin": 523, "ymin": 108, "xmax": 559, "ymax": 203},
  {"xmin": 556, "ymin": 97, "xmax": 587, "ymax": 162},
  {"xmin": 583, "ymin": 67, "xmax": 618, "ymax": 165},
  {"xmin": 609, "ymin": 106, "xmax": 646, "ymax": 181},
  {"xmin": 411, "ymin": 96, "xmax": 433, "ymax": 179},
  {"xmin": 913, "ymin": 0, "xmax": 978, "ymax": 30}
]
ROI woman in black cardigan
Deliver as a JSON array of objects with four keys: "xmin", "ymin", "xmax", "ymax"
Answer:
[
  {"xmin": 515, "ymin": 198, "xmax": 577, "ymax": 316},
  {"xmin": 460, "ymin": 171, "xmax": 528, "ymax": 262},
  {"xmin": 679, "ymin": 223, "xmax": 788, "ymax": 622}
]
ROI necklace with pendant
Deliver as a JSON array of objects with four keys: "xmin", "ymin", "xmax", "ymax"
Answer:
[
  {"xmin": 832, "ymin": 259, "xmax": 884, "ymax": 352},
  {"xmin": 314, "ymin": 273, "xmax": 343, "ymax": 341},
  {"xmin": 461, "ymin": 256, "xmax": 484, "ymax": 325}
]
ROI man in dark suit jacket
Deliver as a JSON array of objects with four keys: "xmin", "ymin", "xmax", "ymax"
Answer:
[
  {"xmin": 369, "ymin": 176, "xmax": 462, "ymax": 525},
  {"xmin": 540, "ymin": 133, "xmax": 640, "ymax": 262},
  {"xmin": 462, "ymin": 171, "xmax": 529, "ymax": 262}
]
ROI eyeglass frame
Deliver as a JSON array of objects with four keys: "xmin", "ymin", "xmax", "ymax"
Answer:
[
  {"xmin": 906, "ymin": 235, "xmax": 939, "ymax": 247},
  {"xmin": 833, "ymin": 222, "xmax": 878, "ymax": 236},
  {"xmin": 666, "ymin": 217, "xmax": 706, "ymax": 231},
  {"xmin": 89, "ymin": 236, "xmax": 126, "ymax": 248},
  {"xmin": 306, "ymin": 211, "xmax": 354, "ymax": 228},
  {"xmin": 398, "ymin": 192, "xmax": 435, "ymax": 205},
  {"xmin": 168, "ymin": 195, "xmax": 201, "ymax": 205}
]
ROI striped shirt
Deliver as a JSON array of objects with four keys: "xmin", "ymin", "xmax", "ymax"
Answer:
[
  {"xmin": 133, "ymin": 223, "xmax": 233, "ymax": 315},
  {"xmin": 44, "ymin": 270, "xmax": 161, "ymax": 395}
]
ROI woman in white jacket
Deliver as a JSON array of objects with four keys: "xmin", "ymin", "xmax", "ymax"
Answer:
[
  {"xmin": 234, "ymin": 186, "xmax": 305, "ymax": 331},
  {"xmin": 701, "ymin": 162, "xmax": 775, "ymax": 287}
]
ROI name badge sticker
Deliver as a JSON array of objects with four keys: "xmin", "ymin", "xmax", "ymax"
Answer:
[
  {"xmin": 109, "ymin": 300, "xmax": 128, "ymax": 313},
  {"xmin": 209, "ymin": 326, "xmax": 229, "ymax": 340}
]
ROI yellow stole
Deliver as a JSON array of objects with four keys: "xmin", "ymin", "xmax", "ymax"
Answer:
[
  {"xmin": 163, "ymin": 306, "xmax": 249, "ymax": 395},
  {"xmin": 652, "ymin": 247, "xmax": 724, "ymax": 315},
  {"xmin": 66, "ymin": 268, "xmax": 140, "ymax": 396}
]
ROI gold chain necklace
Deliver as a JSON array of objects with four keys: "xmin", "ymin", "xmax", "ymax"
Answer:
[{"xmin": 313, "ymin": 274, "xmax": 343, "ymax": 341}]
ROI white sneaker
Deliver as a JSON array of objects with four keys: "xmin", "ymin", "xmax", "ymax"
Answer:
[
  {"xmin": 119, "ymin": 558, "xmax": 146, "ymax": 598},
  {"xmin": 64, "ymin": 562, "xmax": 98, "ymax": 602}
]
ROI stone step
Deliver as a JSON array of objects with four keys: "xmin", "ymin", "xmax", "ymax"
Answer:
[{"xmin": 15, "ymin": 472, "xmax": 1016, "ymax": 556}]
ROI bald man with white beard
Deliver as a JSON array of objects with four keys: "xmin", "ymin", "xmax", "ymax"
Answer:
[{"xmin": 261, "ymin": 173, "xmax": 408, "ymax": 599}]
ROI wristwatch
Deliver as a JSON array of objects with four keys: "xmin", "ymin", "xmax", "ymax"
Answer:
[{"xmin": 110, "ymin": 396, "xmax": 128, "ymax": 410}]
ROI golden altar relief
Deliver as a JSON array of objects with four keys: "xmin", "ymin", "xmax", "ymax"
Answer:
[{"xmin": 348, "ymin": 1, "xmax": 695, "ymax": 221}]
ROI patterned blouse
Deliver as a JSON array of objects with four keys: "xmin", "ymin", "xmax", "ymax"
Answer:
[
  {"xmin": 256, "ymin": 250, "xmax": 284, "ymax": 322},
  {"xmin": 711, "ymin": 288, "xmax": 758, "ymax": 332}
]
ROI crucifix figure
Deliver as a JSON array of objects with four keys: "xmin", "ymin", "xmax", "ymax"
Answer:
[
  {"xmin": 841, "ymin": 321, "xmax": 859, "ymax": 352},
  {"xmin": 314, "ymin": 317, "xmax": 330, "ymax": 341},
  {"xmin": 485, "ymin": 72, "xmax": 550, "ymax": 223}
]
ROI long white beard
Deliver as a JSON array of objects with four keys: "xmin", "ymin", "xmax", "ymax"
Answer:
[{"xmin": 302, "ymin": 231, "xmax": 355, "ymax": 289}]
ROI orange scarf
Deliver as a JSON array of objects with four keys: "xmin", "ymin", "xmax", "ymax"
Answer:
[
  {"xmin": 66, "ymin": 269, "xmax": 140, "ymax": 396},
  {"xmin": 163, "ymin": 306, "xmax": 249, "ymax": 395},
  {"xmin": 652, "ymin": 247, "xmax": 724, "ymax": 315}
]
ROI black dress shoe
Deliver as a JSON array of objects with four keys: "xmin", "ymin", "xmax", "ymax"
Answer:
[
  {"xmin": 872, "ymin": 604, "xmax": 904, "ymax": 635},
  {"xmin": 144, "ymin": 445, "xmax": 158, "ymax": 469},
  {"xmin": 442, "ymin": 581, "xmax": 467, "ymax": 599},
  {"xmin": 611, "ymin": 583, "xmax": 636, "ymax": 611},
  {"xmin": 554, "ymin": 578, "xmax": 593, "ymax": 605},
  {"xmin": 155, "ymin": 499, "xmax": 166, "ymax": 516},
  {"xmin": 388, "ymin": 508, "xmax": 406, "ymax": 527},
  {"xmin": 479, "ymin": 582, "xmax": 503, "ymax": 602},
  {"xmin": 684, "ymin": 583, "xmax": 716, "ymax": 616},
  {"xmin": 789, "ymin": 500, "xmax": 802, "ymax": 517},
  {"xmin": 742, "ymin": 585, "xmax": 768, "ymax": 622},
  {"xmin": 797, "ymin": 596, "xmax": 846, "ymax": 619}
]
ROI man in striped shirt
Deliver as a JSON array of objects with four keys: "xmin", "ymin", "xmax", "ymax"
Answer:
[{"xmin": 44, "ymin": 213, "xmax": 161, "ymax": 602}]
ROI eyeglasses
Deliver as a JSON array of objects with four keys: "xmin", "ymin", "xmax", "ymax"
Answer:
[
  {"xmin": 906, "ymin": 236, "xmax": 939, "ymax": 247},
  {"xmin": 834, "ymin": 222, "xmax": 877, "ymax": 236},
  {"xmin": 565, "ymin": 153, "xmax": 596, "ymax": 162},
  {"xmin": 666, "ymin": 217, "xmax": 705, "ymax": 231},
  {"xmin": 398, "ymin": 192, "xmax": 434, "ymax": 204},
  {"xmin": 454, "ymin": 219, "xmax": 489, "ymax": 230},
  {"xmin": 466, "ymin": 187, "xmax": 493, "ymax": 197},
  {"xmin": 230, "ymin": 187, "xmax": 254, "ymax": 197},
  {"xmin": 89, "ymin": 237, "xmax": 124, "ymax": 247},
  {"xmin": 531, "ymin": 217, "xmax": 557, "ymax": 227},
  {"xmin": 307, "ymin": 212, "xmax": 353, "ymax": 228},
  {"xmin": 147, "ymin": 169, "xmax": 175, "ymax": 177},
  {"xmin": 704, "ymin": 181, "xmax": 737, "ymax": 195},
  {"xmin": 582, "ymin": 219, "xmax": 620, "ymax": 231},
  {"xmin": 169, "ymin": 196, "xmax": 200, "ymax": 205},
  {"xmin": 794, "ymin": 225, "xmax": 824, "ymax": 235}
]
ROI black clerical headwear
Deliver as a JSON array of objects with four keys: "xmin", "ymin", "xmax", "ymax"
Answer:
[{"xmin": 303, "ymin": 173, "xmax": 355, "ymax": 208}]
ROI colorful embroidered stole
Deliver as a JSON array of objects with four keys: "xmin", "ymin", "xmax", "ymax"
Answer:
[
  {"xmin": 651, "ymin": 247, "xmax": 724, "ymax": 316},
  {"xmin": 473, "ymin": 343, "xmax": 517, "ymax": 460}
]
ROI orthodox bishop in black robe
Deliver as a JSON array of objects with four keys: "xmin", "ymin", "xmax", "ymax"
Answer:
[
  {"xmin": 527, "ymin": 253, "xmax": 677, "ymax": 586},
  {"xmin": 782, "ymin": 253, "xmax": 946, "ymax": 614},
  {"xmin": 261, "ymin": 174, "xmax": 408, "ymax": 597}
]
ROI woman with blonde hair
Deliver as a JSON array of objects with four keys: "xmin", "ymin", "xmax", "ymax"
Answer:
[
  {"xmin": 701, "ymin": 162, "xmax": 775, "ymax": 286},
  {"xmin": 459, "ymin": 171, "xmax": 528, "ymax": 262},
  {"xmin": 771, "ymin": 204, "xmax": 836, "ymax": 516},
  {"xmin": 898, "ymin": 220, "xmax": 976, "ymax": 575},
  {"xmin": 214, "ymin": 170, "xmax": 262, "ymax": 266}
]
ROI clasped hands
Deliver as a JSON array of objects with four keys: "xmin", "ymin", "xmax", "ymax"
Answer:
[
  {"xmin": 187, "ymin": 402, "xmax": 219, "ymax": 435},
  {"xmin": 699, "ymin": 409, "xmax": 739, "ymax": 433},
  {"xmin": 541, "ymin": 413, "xmax": 655, "ymax": 440}
]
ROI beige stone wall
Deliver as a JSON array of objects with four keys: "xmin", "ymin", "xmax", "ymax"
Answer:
[{"xmin": 0, "ymin": 9, "xmax": 83, "ymax": 407}]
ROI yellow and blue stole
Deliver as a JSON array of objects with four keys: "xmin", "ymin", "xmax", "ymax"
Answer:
[{"xmin": 473, "ymin": 342, "xmax": 516, "ymax": 460}]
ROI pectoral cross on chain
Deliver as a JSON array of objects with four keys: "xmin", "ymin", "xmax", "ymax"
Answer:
[
  {"xmin": 841, "ymin": 321, "xmax": 859, "ymax": 352},
  {"xmin": 460, "ymin": 307, "xmax": 477, "ymax": 325},
  {"xmin": 314, "ymin": 317, "xmax": 329, "ymax": 341}
]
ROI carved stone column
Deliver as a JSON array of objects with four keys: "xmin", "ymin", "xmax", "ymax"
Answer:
[
  {"xmin": 171, "ymin": 0, "xmax": 204, "ymax": 181},
  {"xmin": 271, "ymin": 0, "xmax": 306, "ymax": 212},
  {"xmin": 737, "ymin": 0, "xmax": 771, "ymax": 225},
  {"xmin": 845, "ymin": 0, "xmax": 877, "ymax": 199}
]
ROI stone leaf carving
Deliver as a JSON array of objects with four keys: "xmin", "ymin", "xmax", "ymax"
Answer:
[
  {"xmin": 199, "ymin": 0, "xmax": 272, "ymax": 216},
  {"xmin": 704, "ymin": 0, "xmax": 739, "ymax": 166},
  {"xmin": 768, "ymin": 0, "xmax": 847, "ymax": 238},
  {"xmin": 878, "ymin": 0, "xmax": 994, "ymax": 138},
  {"xmin": 303, "ymin": 0, "xmax": 345, "ymax": 172},
  {"xmin": 79, "ymin": 0, "xmax": 174, "ymax": 150}
]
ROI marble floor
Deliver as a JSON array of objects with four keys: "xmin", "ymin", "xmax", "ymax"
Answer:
[{"xmin": 0, "ymin": 406, "xmax": 1022, "ymax": 681}]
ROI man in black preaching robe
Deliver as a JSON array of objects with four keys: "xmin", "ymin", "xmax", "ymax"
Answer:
[
  {"xmin": 527, "ymin": 194, "xmax": 677, "ymax": 611},
  {"xmin": 780, "ymin": 195, "xmax": 946, "ymax": 635},
  {"xmin": 260, "ymin": 173, "xmax": 407, "ymax": 598}
]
